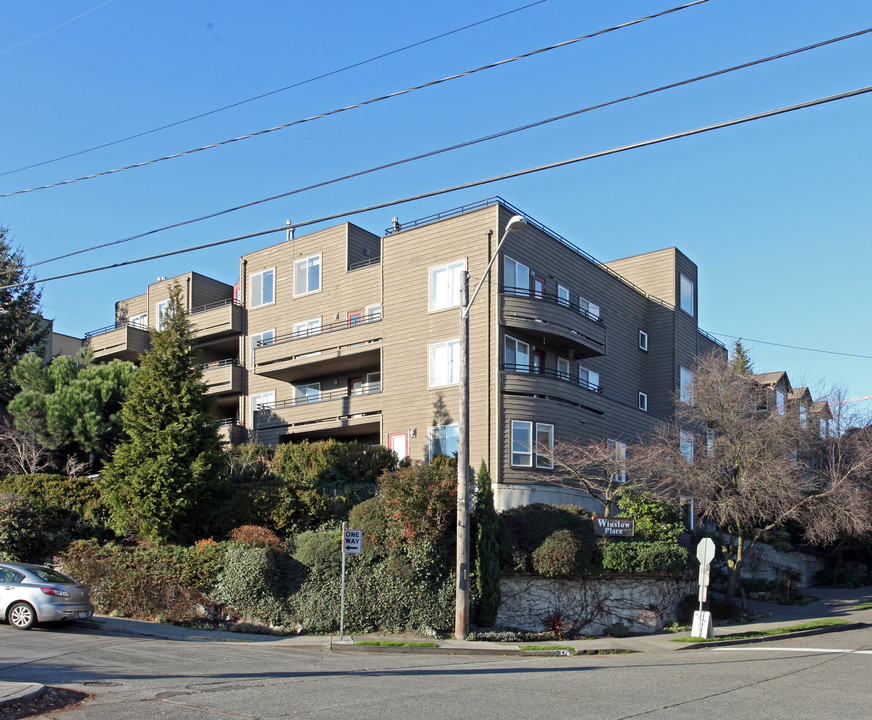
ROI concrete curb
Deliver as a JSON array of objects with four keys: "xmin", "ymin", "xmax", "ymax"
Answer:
[
  {"xmin": 0, "ymin": 682, "xmax": 44, "ymax": 707},
  {"xmin": 671, "ymin": 621, "xmax": 870, "ymax": 650}
]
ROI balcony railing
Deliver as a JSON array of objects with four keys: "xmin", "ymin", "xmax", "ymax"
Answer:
[
  {"xmin": 258, "ymin": 311, "xmax": 382, "ymax": 348},
  {"xmin": 199, "ymin": 358, "xmax": 241, "ymax": 371},
  {"xmin": 84, "ymin": 319, "xmax": 148, "ymax": 339},
  {"xmin": 503, "ymin": 363, "xmax": 601, "ymax": 393},
  {"xmin": 254, "ymin": 382, "xmax": 382, "ymax": 412},
  {"xmin": 190, "ymin": 298, "xmax": 241, "ymax": 315},
  {"xmin": 502, "ymin": 286, "xmax": 604, "ymax": 325}
]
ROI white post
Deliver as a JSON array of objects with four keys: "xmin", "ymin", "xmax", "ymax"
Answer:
[{"xmin": 339, "ymin": 521, "xmax": 347, "ymax": 642}]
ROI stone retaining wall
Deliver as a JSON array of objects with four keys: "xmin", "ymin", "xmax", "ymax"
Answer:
[{"xmin": 497, "ymin": 574, "xmax": 694, "ymax": 635}]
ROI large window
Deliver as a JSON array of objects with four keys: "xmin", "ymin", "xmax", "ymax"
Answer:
[
  {"xmin": 428, "ymin": 339, "xmax": 460, "ymax": 387},
  {"xmin": 680, "ymin": 365, "xmax": 693, "ymax": 404},
  {"xmin": 250, "ymin": 268, "xmax": 275, "ymax": 308},
  {"xmin": 504, "ymin": 256, "xmax": 530, "ymax": 296},
  {"xmin": 249, "ymin": 390, "xmax": 275, "ymax": 426},
  {"xmin": 557, "ymin": 284, "xmax": 570, "ymax": 307},
  {"xmin": 504, "ymin": 335, "xmax": 530, "ymax": 373},
  {"xmin": 294, "ymin": 255, "xmax": 321, "ymax": 297},
  {"xmin": 557, "ymin": 357, "xmax": 571, "ymax": 380},
  {"xmin": 130, "ymin": 312, "xmax": 148, "ymax": 330},
  {"xmin": 679, "ymin": 273, "xmax": 694, "ymax": 316},
  {"xmin": 775, "ymin": 389, "xmax": 786, "ymax": 416},
  {"xmin": 579, "ymin": 296, "xmax": 600, "ymax": 321},
  {"xmin": 429, "ymin": 260, "xmax": 465, "ymax": 311},
  {"xmin": 293, "ymin": 382, "xmax": 321, "ymax": 405},
  {"xmin": 155, "ymin": 300, "xmax": 169, "ymax": 331},
  {"xmin": 578, "ymin": 363, "xmax": 600, "ymax": 391},
  {"xmin": 250, "ymin": 329, "xmax": 275, "ymax": 365},
  {"xmin": 799, "ymin": 403, "xmax": 808, "ymax": 429},
  {"xmin": 429, "ymin": 424, "xmax": 458, "ymax": 461},
  {"xmin": 293, "ymin": 318, "xmax": 321, "ymax": 338},
  {"xmin": 607, "ymin": 439, "xmax": 627, "ymax": 482},
  {"xmin": 511, "ymin": 421, "xmax": 554, "ymax": 468}
]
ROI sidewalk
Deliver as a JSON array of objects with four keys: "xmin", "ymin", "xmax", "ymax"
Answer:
[{"xmin": 3, "ymin": 585, "xmax": 871, "ymax": 707}]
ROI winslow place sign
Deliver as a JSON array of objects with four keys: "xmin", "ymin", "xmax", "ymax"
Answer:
[{"xmin": 592, "ymin": 516, "xmax": 635, "ymax": 537}]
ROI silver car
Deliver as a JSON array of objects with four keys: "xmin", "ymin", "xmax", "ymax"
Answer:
[{"xmin": 0, "ymin": 562, "xmax": 94, "ymax": 630}]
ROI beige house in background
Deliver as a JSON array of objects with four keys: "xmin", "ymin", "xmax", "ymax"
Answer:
[{"xmin": 86, "ymin": 197, "xmax": 726, "ymax": 511}]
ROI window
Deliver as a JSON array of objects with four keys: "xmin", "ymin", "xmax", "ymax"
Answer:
[
  {"xmin": 639, "ymin": 330, "xmax": 648, "ymax": 351},
  {"xmin": 388, "ymin": 432, "xmax": 409, "ymax": 459},
  {"xmin": 579, "ymin": 296, "xmax": 600, "ymax": 320},
  {"xmin": 679, "ymin": 273, "xmax": 694, "ymax": 316},
  {"xmin": 820, "ymin": 418, "xmax": 829, "ymax": 439},
  {"xmin": 557, "ymin": 284, "xmax": 570, "ymax": 307},
  {"xmin": 799, "ymin": 403, "xmax": 808, "ymax": 429},
  {"xmin": 607, "ymin": 439, "xmax": 627, "ymax": 482},
  {"xmin": 250, "ymin": 329, "xmax": 275, "ymax": 365},
  {"xmin": 155, "ymin": 300, "xmax": 169, "ymax": 331},
  {"xmin": 504, "ymin": 256, "xmax": 530, "ymax": 296},
  {"xmin": 428, "ymin": 339, "xmax": 460, "ymax": 387},
  {"xmin": 250, "ymin": 390, "xmax": 275, "ymax": 426},
  {"xmin": 557, "ymin": 357, "xmax": 570, "ymax": 380},
  {"xmin": 250, "ymin": 268, "xmax": 275, "ymax": 308},
  {"xmin": 680, "ymin": 429, "xmax": 694, "ymax": 464},
  {"xmin": 293, "ymin": 318, "xmax": 321, "ymax": 338},
  {"xmin": 533, "ymin": 275, "xmax": 545, "ymax": 299},
  {"xmin": 130, "ymin": 313, "xmax": 148, "ymax": 330},
  {"xmin": 365, "ymin": 303, "xmax": 381, "ymax": 321},
  {"xmin": 429, "ymin": 260, "xmax": 465, "ymax": 311},
  {"xmin": 775, "ymin": 389, "xmax": 785, "ymax": 416},
  {"xmin": 293, "ymin": 382, "xmax": 321, "ymax": 404},
  {"xmin": 347, "ymin": 310, "xmax": 362, "ymax": 326},
  {"xmin": 429, "ymin": 424, "xmax": 458, "ymax": 461},
  {"xmin": 706, "ymin": 428, "xmax": 715, "ymax": 457},
  {"xmin": 535, "ymin": 423, "xmax": 554, "ymax": 469},
  {"xmin": 504, "ymin": 335, "xmax": 530, "ymax": 373},
  {"xmin": 364, "ymin": 371, "xmax": 380, "ymax": 392},
  {"xmin": 680, "ymin": 366, "xmax": 693, "ymax": 404},
  {"xmin": 294, "ymin": 255, "xmax": 321, "ymax": 297},
  {"xmin": 638, "ymin": 392, "xmax": 648, "ymax": 411},
  {"xmin": 578, "ymin": 363, "xmax": 600, "ymax": 391}
]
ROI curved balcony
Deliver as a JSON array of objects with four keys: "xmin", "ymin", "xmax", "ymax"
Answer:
[
  {"xmin": 500, "ymin": 290, "xmax": 606, "ymax": 358},
  {"xmin": 500, "ymin": 365, "xmax": 607, "ymax": 414}
]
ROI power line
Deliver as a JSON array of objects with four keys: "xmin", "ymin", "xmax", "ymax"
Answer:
[
  {"xmin": 6, "ymin": 83, "xmax": 871, "ymax": 291},
  {"xmin": 713, "ymin": 333, "xmax": 872, "ymax": 360},
  {"xmin": 27, "ymin": 26, "xmax": 872, "ymax": 270},
  {"xmin": 0, "ymin": 0, "xmax": 116, "ymax": 57},
  {"xmin": 0, "ymin": 0, "xmax": 710, "ymax": 198},
  {"xmin": 0, "ymin": 1, "xmax": 550, "ymax": 177}
]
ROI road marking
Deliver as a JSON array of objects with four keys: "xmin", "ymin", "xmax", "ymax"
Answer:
[{"xmin": 714, "ymin": 647, "xmax": 872, "ymax": 655}]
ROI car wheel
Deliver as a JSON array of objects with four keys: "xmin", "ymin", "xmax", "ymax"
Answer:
[{"xmin": 8, "ymin": 602, "xmax": 36, "ymax": 630}]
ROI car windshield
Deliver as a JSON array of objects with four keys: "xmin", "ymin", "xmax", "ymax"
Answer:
[{"xmin": 30, "ymin": 567, "xmax": 76, "ymax": 584}]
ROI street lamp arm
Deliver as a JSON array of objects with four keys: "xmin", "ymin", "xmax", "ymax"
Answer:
[{"xmin": 462, "ymin": 215, "xmax": 527, "ymax": 318}]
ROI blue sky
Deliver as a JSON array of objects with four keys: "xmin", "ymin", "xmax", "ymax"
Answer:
[{"xmin": 1, "ymin": 0, "xmax": 870, "ymax": 415}]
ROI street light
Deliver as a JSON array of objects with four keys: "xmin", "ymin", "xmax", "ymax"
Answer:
[{"xmin": 456, "ymin": 213, "xmax": 527, "ymax": 640}]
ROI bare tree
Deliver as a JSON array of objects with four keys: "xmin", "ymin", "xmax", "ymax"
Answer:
[
  {"xmin": 0, "ymin": 415, "xmax": 55, "ymax": 476},
  {"xmin": 640, "ymin": 352, "xmax": 872, "ymax": 604}
]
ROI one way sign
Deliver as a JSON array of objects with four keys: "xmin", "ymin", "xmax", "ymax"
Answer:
[{"xmin": 343, "ymin": 528, "xmax": 363, "ymax": 554}]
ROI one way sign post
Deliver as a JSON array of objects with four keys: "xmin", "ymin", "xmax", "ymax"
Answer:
[
  {"xmin": 692, "ymin": 538, "xmax": 715, "ymax": 639},
  {"xmin": 339, "ymin": 523, "xmax": 363, "ymax": 642}
]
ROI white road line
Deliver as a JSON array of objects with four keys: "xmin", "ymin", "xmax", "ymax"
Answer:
[{"xmin": 713, "ymin": 647, "xmax": 872, "ymax": 655}]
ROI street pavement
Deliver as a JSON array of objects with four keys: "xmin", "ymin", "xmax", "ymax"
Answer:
[{"xmin": 1, "ymin": 585, "xmax": 870, "ymax": 708}]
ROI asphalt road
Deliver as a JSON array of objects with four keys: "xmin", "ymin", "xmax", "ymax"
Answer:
[{"xmin": 2, "ymin": 623, "xmax": 871, "ymax": 719}]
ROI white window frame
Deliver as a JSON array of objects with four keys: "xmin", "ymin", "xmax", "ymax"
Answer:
[
  {"xmin": 250, "ymin": 268, "xmax": 275, "ymax": 308},
  {"xmin": 557, "ymin": 284, "xmax": 570, "ymax": 307},
  {"xmin": 680, "ymin": 365, "xmax": 693, "ymax": 404},
  {"xmin": 535, "ymin": 423, "xmax": 554, "ymax": 469},
  {"xmin": 504, "ymin": 334, "xmax": 530, "ymax": 374},
  {"xmin": 428, "ymin": 339, "xmax": 460, "ymax": 388},
  {"xmin": 638, "ymin": 392, "xmax": 648, "ymax": 411},
  {"xmin": 428, "ymin": 424, "xmax": 459, "ymax": 461},
  {"xmin": 680, "ymin": 429, "xmax": 694, "ymax": 465},
  {"xmin": 511, "ymin": 420, "xmax": 533, "ymax": 467},
  {"xmin": 557, "ymin": 357, "xmax": 570, "ymax": 380},
  {"xmin": 294, "ymin": 255, "xmax": 321, "ymax": 298},
  {"xmin": 775, "ymin": 389, "xmax": 786, "ymax": 416},
  {"xmin": 250, "ymin": 390, "xmax": 275, "ymax": 426},
  {"xmin": 799, "ymin": 403, "xmax": 808, "ymax": 429},
  {"xmin": 679, "ymin": 273, "xmax": 694, "ymax": 316},
  {"xmin": 155, "ymin": 300, "xmax": 169, "ymax": 331},
  {"xmin": 503, "ymin": 256, "xmax": 530, "ymax": 296},
  {"xmin": 639, "ymin": 330, "xmax": 648, "ymax": 351},
  {"xmin": 130, "ymin": 312, "xmax": 148, "ymax": 330},
  {"xmin": 365, "ymin": 303, "xmax": 381, "ymax": 321},
  {"xmin": 293, "ymin": 382, "xmax": 321, "ymax": 405},
  {"xmin": 364, "ymin": 371, "xmax": 381, "ymax": 393},
  {"xmin": 579, "ymin": 296, "xmax": 600, "ymax": 321},
  {"xmin": 607, "ymin": 439, "xmax": 627, "ymax": 483},
  {"xmin": 293, "ymin": 318, "xmax": 321, "ymax": 338},
  {"xmin": 429, "ymin": 260, "xmax": 466, "ymax": 312},
  {"xmin": 250, "ymin": 329, "xmax": 275, "ymax": 365},
  {"xmin": 578, "ymin": 363, "xmax": 600, "ymax": 391}
]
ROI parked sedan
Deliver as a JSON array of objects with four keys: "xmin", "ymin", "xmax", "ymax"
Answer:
[{"xmin": 0, "ymin": 562, "xmax": 94, "ymax": 630}]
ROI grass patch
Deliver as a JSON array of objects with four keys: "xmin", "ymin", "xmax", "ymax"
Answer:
[
  {"xmin": 854, "ymin": 601, "xmax": 872, "ymax": 611},
  {"xmin": 354, "ymin": 640, "xmax": 439, "ymax": 648},
  {"xmin": 520, "ymin": 645, "xmax": 576, "ymax": 654},
  {"xmin": 672, "ymin": 618, "xmax": 848, "ymax": 643}
]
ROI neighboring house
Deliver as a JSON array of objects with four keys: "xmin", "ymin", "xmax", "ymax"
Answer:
[{"xmin": 84, "ymin": 197, "xmax": 726, "ymax": 511}]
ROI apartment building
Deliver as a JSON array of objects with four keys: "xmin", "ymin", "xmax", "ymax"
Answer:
[{"xmin": 85, "ymin": 197, "xmax": 726, "ymax": 511}]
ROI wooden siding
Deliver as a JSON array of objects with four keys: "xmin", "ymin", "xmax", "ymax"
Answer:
[{"xmin": 88, "ymin": 325, "xmax": 151, "ymax": 361}]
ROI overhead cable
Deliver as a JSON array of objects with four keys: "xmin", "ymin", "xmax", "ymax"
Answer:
[
  {"xmin": 5, "ymin": 83, "xmax": 871, "ymax": 291},
  {"xmin": 0, "ymin": 0, "xmax": 551, "ymax": 177},
  {"xmin": 0, "ymin": 0, "xmax": 116, "ymax": 57},
  {"xmin": 712, "ymin": 333, "xmax": 872, "ymax": 360},
  {"xmin": 1, "ymin": 0, "xmax": 710, "ymax": 198},
  {"xmin": 28, "ymin": 27, "xmax": 872, "ymax": 270}
]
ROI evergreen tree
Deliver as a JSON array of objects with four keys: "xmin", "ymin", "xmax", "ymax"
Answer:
[
  {"xmin": 98, "ymin": 283, "xmax": 224, "ymax": 542},
  {"xmin": 471, "ymin": 461, "xmax": 501, "ymax": 627},
  {"xmin": 729, "ymin": 339, "xmax": 754, "ymax": 375},
  {"xmin": 0, "ymin": 229, "xmax": 49, "ymax": 397}
]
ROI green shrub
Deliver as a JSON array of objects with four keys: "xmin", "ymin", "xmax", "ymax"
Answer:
[
  {"xmin": 212, "ymin": 545, "xmax": 305, "ymax": 626},
  {"xmin": 615, "ymin": 491, "xmax": 684, "ymax": 541},
  {"xmin": 293, "ymin": 528, "xmax": 342, "ymax": 577},
  {"xmin": 532, "ymin": 530, "xmax": 584, "ymax": 578},
  {"xmin": 599, "ymin": 539, "xmax": 690, "ymax": 574},
  {"xmin": 603, "ymin": 621, "xmax": 629, "ymax": 638},
  {"xmin": 0, "ymin": 493, "xmax": 42, "ymax": 561},
  {"xmin": 500, "ymin": 504, "xmax": 596, "ymax": 575}
]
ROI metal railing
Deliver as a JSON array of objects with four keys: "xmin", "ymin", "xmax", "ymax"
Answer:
[
  {"xmin": 503, "ymin": 363, "xmax": 601, "ymax": 393},
  {"xmin": 199, "ymin": 358, "xmax": 241, "ymax": 371},
  {"xmin": 189, "ymin": 297, "xmax": 241, "ymax": 315},
  {"xmin": 254, "ymin": 382, "xmax": 382, "ymax": 412},
  {"xmin": 501, "ymin": 285, "xmax": 605, "ymax": 325},
  {"xmin": 84, "ymin": 319, "xmax": 150, "ymax": 339}
]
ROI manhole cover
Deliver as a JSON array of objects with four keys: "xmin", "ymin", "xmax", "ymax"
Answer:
[{"xmin": 83, "ymin": 680, "xmax": 124, "ymax": 687}]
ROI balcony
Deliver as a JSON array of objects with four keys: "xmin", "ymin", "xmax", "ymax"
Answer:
[
  {"xmin": 253, "ymin": 314, "xmax": 382, "ymax": 382},
  {"xmin": 190, "ymin": 299, "xmax": 243, "ymax": 342},
  {"xmin": 201, "ymin": 358, "xmax": 244, "ymax": 396},
  {"xmin": 216, "ymin": 419, "xmax": 245, "ymax": 446},
  {"xmin": 252, "ymin": 384, "xmax": 382, "ymax": 444},
  {"xmin": 85, "ymin": 322, "xmax": 151, "ymax": 362},
  {"xmin": 500, "ymin": 365, "xmax": 607, "ymax": 413},
  {"xmin": 500, "ymin": 289, "xmax": 606, "ymax": 358}
]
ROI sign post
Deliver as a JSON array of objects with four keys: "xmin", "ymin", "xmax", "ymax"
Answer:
[
  {"xmin": 339, "ymin": 523, "xmax": 362, "ymax": 643},
  {"xmin": 692, "ymin": 537, "xmax": 715, "ymax": 639}
]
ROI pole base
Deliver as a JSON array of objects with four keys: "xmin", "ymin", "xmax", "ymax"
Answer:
[{"xmin": 691, "ymin": 610, "xmax": 714, "ymax": 639}]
